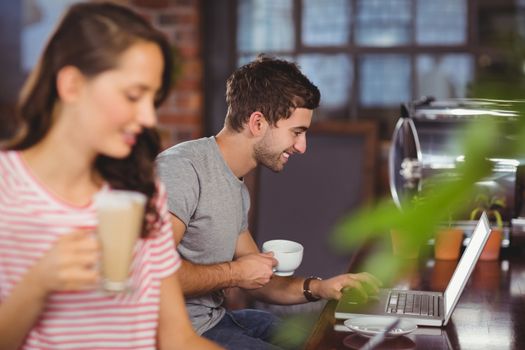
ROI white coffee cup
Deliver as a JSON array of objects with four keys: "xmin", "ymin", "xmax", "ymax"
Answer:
[{"xmin": 262, "ymin": 239, "xmax": 304, "ymax": 276}]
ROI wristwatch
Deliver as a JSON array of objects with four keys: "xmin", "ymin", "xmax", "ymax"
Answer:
[{"xmin": 303, "ymin": 276, "xmax": 322, "ymax": 302}]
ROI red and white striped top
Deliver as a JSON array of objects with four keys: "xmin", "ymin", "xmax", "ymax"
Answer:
[{"xmin": 0, "ymin": 151, "xmax": 181, "ymax": 349}]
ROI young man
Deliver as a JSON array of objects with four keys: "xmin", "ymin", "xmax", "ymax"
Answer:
[{"xmin": 156, "ymin": 56, "xmax": 381, "ymax": 349}]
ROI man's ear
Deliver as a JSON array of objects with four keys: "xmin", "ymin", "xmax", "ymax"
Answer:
[
  {"xmin": 247, "ymin": 111, "xmax": 268, "ymax": 136},
  {"xmin": 56, "ymin": 65, "xmax": 85, "ymax": 103}
]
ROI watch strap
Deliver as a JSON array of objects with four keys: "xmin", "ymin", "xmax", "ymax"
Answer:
[{"xmin": 303, "ymin": 276, "xmax": 322, "ymax": 302}]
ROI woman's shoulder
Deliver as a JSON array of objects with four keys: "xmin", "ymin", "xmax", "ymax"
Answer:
[
  {"xmin": 0, "ymin": 150, "xmax": 21, "ymax": 173},
  {"xmin": 0, "ymin": 151, "xmax": 30, "ymax": 201}
]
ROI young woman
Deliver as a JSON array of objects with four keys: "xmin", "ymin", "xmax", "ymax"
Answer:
[{"xmin": 0, "ymin": 2, "xmax": 221, "ymax": 349}]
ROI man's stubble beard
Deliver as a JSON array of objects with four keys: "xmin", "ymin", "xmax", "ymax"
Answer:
[{"xmin": 253, "ymin": 138, "xmax": 284, "ymax": 173}]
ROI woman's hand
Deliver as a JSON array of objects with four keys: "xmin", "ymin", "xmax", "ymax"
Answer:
[{"xmin": 30, "ymin": 229, "xmax": 100, "ymax": 294}]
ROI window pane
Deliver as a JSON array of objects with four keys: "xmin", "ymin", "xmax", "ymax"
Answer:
[
  {"xmin": 21, "ymin": 0, "xmax": 79, "ymax": 72},
  {"xmin": 519, "ymin": 0, "xmax": 525, "ymax": 39},
  {"xmin": 237, "ymin": 0, "xmax": 294, "ymax": 52},
  {"xmin": 417, "ymin": 54, "xmax": 474, "ymax": 99},
  {"xmin": 416, "ymin": 0, "xmax": 467, "ymax": 45},
  {"xmin": 301, "ymin": 0, "xmax": 351, "ymax": 46},
  {"xmin": 298, "ymin": 54, "xmax": 353, "ymax": 113},
  {"xmin": 355, "ymin": 0, "xmax": 411, "ymax": 47},
  {"xmin": 359, "ymin": 54, "xmax": 411, "ymax": 107}
]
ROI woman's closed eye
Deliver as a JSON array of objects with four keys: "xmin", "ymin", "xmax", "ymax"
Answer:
[{"xmin": 126, "ymin": 93, "xmax": 142, "ymax": 102}]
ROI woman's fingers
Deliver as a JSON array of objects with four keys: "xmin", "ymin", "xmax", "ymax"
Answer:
[{"xmin": 36, "ymin": 230, "xmax": 101, "ymax": 292}]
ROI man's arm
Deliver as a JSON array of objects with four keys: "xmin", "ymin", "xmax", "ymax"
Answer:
[
  {"xmin": 237, "ymin": 232, "xmax": 382, "ymax": 304},
  {"xmin": 236, "ymin": 231, "xmax": 309, "ymax": 304},
  {"xmin": 248, "ymin": 271, "xmax": 382, "ymax": 304},
  {"xmin": 171, "ymin": 215, "xmax": 276, "ymax": 297}
]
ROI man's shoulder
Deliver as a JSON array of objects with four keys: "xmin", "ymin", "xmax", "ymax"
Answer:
[{"xmin": 157, "ymin": 137, "xmax": 212, "ymax": 162}]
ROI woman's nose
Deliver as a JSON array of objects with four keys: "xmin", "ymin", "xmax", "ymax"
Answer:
[{"xmin": 138, "ymin": 102, "xmax": 157, "ymax": 128}]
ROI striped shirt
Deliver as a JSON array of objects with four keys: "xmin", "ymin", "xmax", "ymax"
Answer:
[{"xmin": 0, "ymin": 151, "xmax": 180, "ymax": 349}]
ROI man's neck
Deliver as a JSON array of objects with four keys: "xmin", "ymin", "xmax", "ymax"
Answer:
[{"xmin": 215, "ymin": 127, "xmax": 257, "ymax": 178}]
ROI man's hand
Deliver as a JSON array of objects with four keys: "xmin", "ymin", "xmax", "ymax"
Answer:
[
  {"xmin": 231, "ymin": 252, "xmax": 277, "ymax": 289},
  {"xmin": 310, "ymin": 272, "xmax": 382, "ymax": 301}
]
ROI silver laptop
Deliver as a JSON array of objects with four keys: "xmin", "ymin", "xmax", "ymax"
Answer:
[{"xmin": 334, "ymin": 212, "xmax": 491, "ymax": 327}]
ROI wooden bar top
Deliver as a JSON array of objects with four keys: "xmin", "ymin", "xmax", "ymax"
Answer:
[{"xmin": 304, "ymin": 242, "xmax": 525, "ymax": 350}]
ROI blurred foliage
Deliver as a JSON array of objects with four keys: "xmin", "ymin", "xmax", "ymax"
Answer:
[
  {"xmin": 331, "ymin": 32, "xmax": 525, "ymax": 283},
  {"xmin": 271, "ymin": 313, "xmax": 318, "ymax": 349},
  {"xmin": 275, "ymin": 10, "xmax": 525, "ymax": 349},
  {"xmin": 275, "ymin": 8, "xmax": 525, "ymax": 349}
]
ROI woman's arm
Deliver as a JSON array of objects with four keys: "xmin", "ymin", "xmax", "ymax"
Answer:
[
  {"xmin": 157, "ymin": 271, "xmax": 224, "ymax": 350},
  {"xmin": 0, "ymin": 231, "xmax": 99, "ymax": 350},
  {"xmin": 0, "ymin": 266, "xmax": 49, "ymax": 349}
]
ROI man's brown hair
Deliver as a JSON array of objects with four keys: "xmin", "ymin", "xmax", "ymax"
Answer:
[{"xmin": 225, "ymin": 55, "xmax": 320, "ymax": 131}]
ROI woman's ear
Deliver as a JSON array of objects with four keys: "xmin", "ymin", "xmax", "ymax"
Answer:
[
  {"xmin": 56, "ymin": 65, "xmax": 85, "ymax": 103},
  {"xmin": 247, "ymin": 111, "xmax": 268, "ymax": 137}
]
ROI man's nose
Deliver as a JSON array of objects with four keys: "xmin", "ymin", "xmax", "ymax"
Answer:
[{"xmin": 293, "ymin": 134, "xmax": 307, "ymax": 154}]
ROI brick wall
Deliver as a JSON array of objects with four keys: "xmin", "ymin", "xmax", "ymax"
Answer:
[
  {"xmin": 0, "ymin": 0, "xmax": 204, "ymax": 147},
  {"xmin": 129, "ymin": 0, "xmax": 203, "ymax": 150}
]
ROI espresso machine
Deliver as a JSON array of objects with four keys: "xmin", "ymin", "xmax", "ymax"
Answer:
[{"xmin": 389, "ymin": 98, "xmax": 525, "ymax": 247}]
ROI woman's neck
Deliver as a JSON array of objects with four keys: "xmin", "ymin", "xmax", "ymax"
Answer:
[{"xmin": 21, "ymin": 131, "xmax": 102, "ymax": 206}]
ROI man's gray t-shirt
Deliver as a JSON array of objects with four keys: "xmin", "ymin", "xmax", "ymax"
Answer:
[{"xmin": 156, "ymin": 136, "xmax": 250, "ymax": 334}]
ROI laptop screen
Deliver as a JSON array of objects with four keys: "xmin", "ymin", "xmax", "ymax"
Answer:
[{"xmin": 443, "ymin": 212, "xmax": 491, "ymax": 321}]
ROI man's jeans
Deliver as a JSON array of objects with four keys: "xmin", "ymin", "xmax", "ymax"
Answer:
[{"xmin": 202, "ymin": 309, "xmax": 283, "ymax": 350}]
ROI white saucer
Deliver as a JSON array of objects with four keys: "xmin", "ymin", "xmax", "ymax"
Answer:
[{"xmin": 344, "ymin": 316, "xmax": 417, "ymax": 338}]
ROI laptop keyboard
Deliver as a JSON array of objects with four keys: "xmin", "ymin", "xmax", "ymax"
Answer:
[{"xmin": 387, "ymin": 291, "xmax": 440, "ymax": 317}]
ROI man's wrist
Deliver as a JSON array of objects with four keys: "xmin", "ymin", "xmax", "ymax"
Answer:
[
  {"xmin": 303, "ymin": 276, "xmax": 322, "ymax": 302},
  {"xmin": 225, "ymin": 261, "xmax": 237, "ymax": 288},
  {"xmin": 225, "ymin": 262, "xmax": 233, "ymax": 288}
]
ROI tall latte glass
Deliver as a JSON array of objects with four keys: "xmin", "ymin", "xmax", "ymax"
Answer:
[{"xmin": 94, "ymin": 190, "xmax": 146, "ymax": 293}]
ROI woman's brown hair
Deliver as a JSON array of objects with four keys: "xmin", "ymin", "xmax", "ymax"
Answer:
[{"xmin": 9, "ymin": 2, "xmax": 173, "ymax": 238}]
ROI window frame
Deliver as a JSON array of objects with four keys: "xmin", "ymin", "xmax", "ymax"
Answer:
[{"xmin": 233, "ymin": 0, "xmax": 480, "ymax": 137}]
